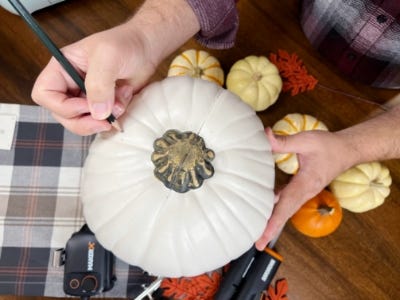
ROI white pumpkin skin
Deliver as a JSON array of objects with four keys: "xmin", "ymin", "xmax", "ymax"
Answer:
[
  {"xmin": 226, "ymin": 55, "xmax": 282, "ymax": 111},
  {"xmin": 80, "ymin": 77, "xmax": 275, "ymax": 277},
  {"xmin": 329, "ymin": 162, "xmax": 392, "ymax": 213},
  {"xmin": 272, "ymin": 113, "xmax": 328, "ymax": 174}
]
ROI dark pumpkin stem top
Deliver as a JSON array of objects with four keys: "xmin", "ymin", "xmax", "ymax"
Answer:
[{"xmin": 318, "ymin": 205, "xmax": 334, "ymax": 216}]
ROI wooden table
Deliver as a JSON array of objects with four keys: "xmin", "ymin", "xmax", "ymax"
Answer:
[{"xmin": 1, "ymin": 0, "xmax": 399, "ymax": 299}]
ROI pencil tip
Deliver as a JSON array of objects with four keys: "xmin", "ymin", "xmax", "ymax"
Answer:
[{"xmin": 111, "ymin": 119, "xmax": 123, "ymax": 132}]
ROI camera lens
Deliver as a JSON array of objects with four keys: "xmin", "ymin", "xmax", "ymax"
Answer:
[{"xmin": 81, "ymin": 275, "xmax": 98, "ymax": 292}]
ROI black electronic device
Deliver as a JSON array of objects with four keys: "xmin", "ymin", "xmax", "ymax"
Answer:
[{"xmin": 61, "ymin": 224, "xmax": 116, "ymax": 298}]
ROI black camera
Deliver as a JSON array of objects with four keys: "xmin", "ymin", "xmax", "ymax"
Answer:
[{"xmin": 59, "ymin": 224, "xmax": 116, "ymax": 297}]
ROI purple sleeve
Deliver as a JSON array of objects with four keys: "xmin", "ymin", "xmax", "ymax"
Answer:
[{"xmin": 185, "ymin": 0, "xmax": 239, "ymax": 49}]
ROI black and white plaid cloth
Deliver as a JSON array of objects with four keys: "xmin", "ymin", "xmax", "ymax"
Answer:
[{"xmin": 0, "ymin": 103, "xmax": 154, "ymax": 297}]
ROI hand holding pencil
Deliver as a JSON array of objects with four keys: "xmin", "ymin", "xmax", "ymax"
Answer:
[
  {"xmin": 10, "ymin": 0, "xmax": 200, "ymax": 136},
  {"xmin": 31, "ymin": 26, "xmax": 156, "ymax": 135},
  {"xmin": 28, "ymin": 20, "xmax": 157, "ymax": 135}
]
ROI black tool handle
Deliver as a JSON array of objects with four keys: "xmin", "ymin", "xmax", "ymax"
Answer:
[
  {"xmin": 234, "ymin": 248, "xmax": 282, "ymax": 300},
  {"xmin": 214, "ymin": 246, "xmax": 258, "ymax": 300}
]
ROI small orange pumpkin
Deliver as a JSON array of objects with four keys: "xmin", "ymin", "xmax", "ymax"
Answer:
[{"xmin": 291, "ymin": 190, "xmax": 342, "ymax": 238}]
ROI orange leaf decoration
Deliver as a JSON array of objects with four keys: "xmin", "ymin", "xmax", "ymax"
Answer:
[
  {"xmin": 160, "ymin": 272, "xmax": 222, "ymax": 300},
  {"xmin": 261, "ymin": 278, "xmax": 289, "ymax": 300},
  {"xmin": 269, "ymin": 50, "xmax": 318, "ymax": 96}
]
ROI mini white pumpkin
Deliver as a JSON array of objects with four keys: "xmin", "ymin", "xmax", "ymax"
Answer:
[
  {"xmin": 329, "ymin": 162, "xmax": 392, "ymax": 213},
  {"xmin": 168, "ymin": 49, "xmax": 224, "ymax": 86},
  {"xmin": 80, "ymin": 77, "xmax": 275, "ymax": 277},
  {"xmin": 272, "ymin": 113, "xmax": 328, "ymax": 174},
  {"xmin": 226, "ymin": 55, "xmax": 282, "ymax": 111}
]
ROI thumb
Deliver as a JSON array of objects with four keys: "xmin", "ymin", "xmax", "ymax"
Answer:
[
  {"xmin": 85, "ymin": 50, "xmax": 119, "ymax": 120},
  {"xmin": 255, "ymin": 168, "xmax": 319, "ymax": 250},
  {"xmin": 255, "ymin": 192, "xmax": 283, "ymax": 250},
  {"xmin": 265, "ymin": 127, "xmax": 303, "ymax": 154}
]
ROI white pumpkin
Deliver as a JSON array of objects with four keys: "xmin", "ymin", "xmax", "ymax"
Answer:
[
  {"xmin": 168, "ymin": 49, "xmax": 224, "ymax": 86},
  {"xmin": 272, "ymin": 113, "xmax": 328, "ymax": 174},
  {"xmin": 329, "ymin": 162, "xmax": 392, "ymax": 213},
  {"xmin": 80, "ymin": 77, "xmax": 275, "ymax": 277},
  {"xmin": 226, "ymin": 55, "xmax": 282, "ymax": 111}
]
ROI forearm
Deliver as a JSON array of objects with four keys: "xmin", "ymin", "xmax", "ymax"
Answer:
[
  {"xmin": 337, "ymin": 102, "xmax": 400, "ymax": 167},
  {"xmin": 124, "ymin": 0, "xmax": 200, "ymax": 67}
]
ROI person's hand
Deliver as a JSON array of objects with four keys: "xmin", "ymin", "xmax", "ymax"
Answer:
[
  {"xmin": 31, "ymin": 0, "xmax": 201, "ymax": 136},
  {"xmin": 255, "ymin": 127, "xmax": 357, "ymax": 250},
  {"xmin": 31, "ymin": 24, "xmax": 156, "ymax": 135}
]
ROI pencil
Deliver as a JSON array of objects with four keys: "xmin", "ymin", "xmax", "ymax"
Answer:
[{"xmin": 8, "ymin": 0, "xmax": 122, "ymax": 132}]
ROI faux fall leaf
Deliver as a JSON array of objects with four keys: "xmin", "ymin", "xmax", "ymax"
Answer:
[
  {"xmin": 269, "ymin": 49, "xmax": 318, "ymax": 96},
  {"xmin": 261, "ymin": 278, "xmax": 289, "ymax": 300},
  {"xmin": 160, "ymin": 272, "xmax": 221, "ymax": 300}
]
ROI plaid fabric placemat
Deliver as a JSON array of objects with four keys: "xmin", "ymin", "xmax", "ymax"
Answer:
[{"xmin": 0, "ymin": 103, "xmax": 154, "ymax": 297}]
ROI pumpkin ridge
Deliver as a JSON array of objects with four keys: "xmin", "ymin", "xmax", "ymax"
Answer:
[
  {"xmin": 260, "ymin": 85, "xmax": 275, "ymax": 109},
  {"xmin": 82, "ymin": 171, "xmax": 154, "ymax": 203},
  {"xmin": 275, "ymin": 153, "xmax": 292, "ymax": 164},
  {"xmin": 204, "ymin": 62, "xmax": 222, "ymax": 69},
  {"xmin": 206, "ymin": 129, "xmax": 263, "ymax": 151},
  {"xmin": 175, "ymin": 71, "xmax": 190, "ymax": 76},
  {"xmin": 283, "ymin": 116, "xmax": 299, "ymax": 131},
  {"xmin": 193, "ymin": 187, "xmax": 233, "ymax": 258},
  {"xmin": 256, "ymin": 79, "xmax": 262, "ymax": 109},
  {"xmin": 302, "ymin": 114, "xmax": 307, "ymax": 131},
  {"xmin": 217, "ymin": 142, "xmax": 272, "ymax": 152},
  {"xmin": 132, "ymin": 97, "xmax": 168, "ymax": 135},
  {"xmin": 160, "ymin": 80, "xmax": 179, "ymax": 128},
  {"xmin": 181, "ymin": 52, "xmax": 196, "ymax": 67},
  {"xmin": 203, "ymin": 74, "xmax": 223, "ymax": 86},
  {"xmin": 133, "ymin": 190, "xmax": 181, "ymax": 266},
  {"xmin": 195, "ymin": 50, "xmax": 201, "ymax": 65},
  {"xmin": 170, "ymin": 64, "xmax": 191, "ymax": 70},
  {"xmin": 227, "ymin": 183, "xmax": 274, "ymax": 218},
  {"xmin": 218, "ymin": 148, "xmax": 274, "ymax": 165},
  {"xmin": 210, "ymin": 184, "xmax": 262, "ymax": 243},
  {"xmin": 216, "ymin": 169, "xmax": 272, "ymax": 197},
  {"xmin": 99, "ymin": 178, "xmax": 157, "ymax": 217},
  {"xmin": 311, "ymin": 120, "xmax": 320, "ymax": 130},
  {"xmin": 195, "ymin": 88, "xmax": 226, "ymax": 135},
  {"xmin": 199, "ymin": 51, "xmax": 213, "ymax": 65},
  {"xmin": 212, "ymin": 130, "xmax": 270, "ymax": 152},
  {"xmin": 261, "ymin": 81, "xmax": 280, "ymax": 101},
  {"xmin": 173, "ymin": 194, "xmax": 206, "ymax": 275},
  {"xmin": 113, "ymin": 135, "xmax": 153, "ymax": 151},
  {"xmin": 89, "ymin": 180, "xmax": 160, "ymax": 254},
  {"xmin": 273, "ymin": 130, "xmax": 290, "ymax": 135}
]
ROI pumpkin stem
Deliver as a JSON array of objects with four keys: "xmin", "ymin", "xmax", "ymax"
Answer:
[
  {"xmin": 252, "ymin": 72, "xmax": 263, "ymax": 81},
  {"xmin": 318, "ymin": 205, "xmax": 334, "ymax": 216},
  {"xmin": 192, "ymin": 67, "xmax": 204, "ymax": 78},
  {"xmin": 151, "ymin": 129, "xmax": 215, "ymax": 193}
]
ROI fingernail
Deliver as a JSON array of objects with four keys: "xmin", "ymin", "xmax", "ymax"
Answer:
[
  {"xmin": 122, "ymin": 87, "xmax": 133, "ymax": 102},
  {"xmin": 91, "ymin": 101, "xmax": 111, "ymax": 120},
  {"xmin": 255, "ymin": 241, "xmax": 265, "ymax": 251},
  {"xmin": 112, "ymin": 103, "xmax": 125, "ymax": 118}
]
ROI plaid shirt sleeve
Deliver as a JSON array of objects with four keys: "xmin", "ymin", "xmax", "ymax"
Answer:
[
  {"xmin": 186, "ymin": 0, "xmax": 239, "ymax": 49},
  {"xmin": 300, "ymin": 0, "xmax": 400, "ymax": 89},
  {"xmin": 0, "ymin": 104, "xmax": 155, "ymax": 297}
]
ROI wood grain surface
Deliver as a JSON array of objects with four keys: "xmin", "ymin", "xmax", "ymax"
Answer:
[{"xmin": 0, "ymin": 0, "xmax": 399, "ymax": 299}]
